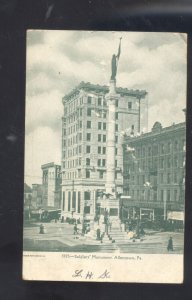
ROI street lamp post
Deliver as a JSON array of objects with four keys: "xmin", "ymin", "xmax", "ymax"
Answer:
[{"xmin": 163, "ymin": 190, "xmax": 167, "ymax": 221}]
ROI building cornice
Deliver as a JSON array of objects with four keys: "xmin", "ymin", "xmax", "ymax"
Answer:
[
  {"xmin": 123, "ymin": 122, "xmax": 186, "ymax": 145},
  {"xmin": 63, "ymin": 81, "xmax": 147, "ymax": 102},
  {"xmin": 41, "ymin": 162, "xmax": 61, "ymax": 169}
]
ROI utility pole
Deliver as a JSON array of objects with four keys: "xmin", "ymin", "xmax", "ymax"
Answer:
[{"xmin": 163, "ymin": 190, "xmax": 167, "ymax": 221}]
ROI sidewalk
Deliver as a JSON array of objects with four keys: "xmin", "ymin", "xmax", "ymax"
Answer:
[{"xmin": 23, "ymin": 221, "xmax": 184, "ymax": 253}]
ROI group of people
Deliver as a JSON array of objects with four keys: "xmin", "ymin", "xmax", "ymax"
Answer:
[
  {"xmin": 64, "ymin": 215, "xmax": 174, "ymax": 252},
  {"xmin": 73, "ymin": 222, "xmax": 90, "ymax": 236}
]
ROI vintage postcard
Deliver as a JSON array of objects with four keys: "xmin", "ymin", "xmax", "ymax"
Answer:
[{"xmin": 23, "ymin": 30, "xmax": 187, "ymax": 283}]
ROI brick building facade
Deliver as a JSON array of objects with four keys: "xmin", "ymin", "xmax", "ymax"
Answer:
[{"xmin": 122, "ymin": 121, "xmax": 186, "ymax": 224}]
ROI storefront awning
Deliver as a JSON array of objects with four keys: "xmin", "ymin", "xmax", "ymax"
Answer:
[{"xmin": 167, "ymin": 211, "xmax": 184, "ymax": 221}]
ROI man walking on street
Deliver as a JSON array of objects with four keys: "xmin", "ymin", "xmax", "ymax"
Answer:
[
  {"xmin": 74, "ymin": 223, "xmax": 78, "ymax": 235},
  {"xmin": 167, "ymin": 236, "xmax": 173, "ymax": 251}
]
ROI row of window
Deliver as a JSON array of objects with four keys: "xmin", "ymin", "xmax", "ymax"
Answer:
[
  {"xmin": 67, "ymin": 120, "xmax": 107, "ymax": 132},
  {"xmin": 65, "ymin": 145, "xmax": 82, "ymax": 158},
  {"xmin": 127, "ymin": 155, "xmax": 184, "ymax": 172},
  {"xmin": 112, "ymin": 99, "xmax": 133, "ymax": 109},
  {"xmin": 63, "ymin": 158, "xmax": 82, "ymax": 169},
  {"xmin": 64, "ymin": 106, "xmax": 108, "ymax": 125},
  {"xmin": 64, "ymin": 97, "xmax": 85, "ymax": 116},
  {"xmin": 63, "ymin": 158, "xmax": 107, "ymax": 169},
  {"xmin": 63, "ymin": 145, "xmax": 119, "ymax": 159},
  {"xmin": 63, "ymin": 122, "xmax": 81, "ymax": 135},
  {"xmin": 65, "ymin": 95, "xmax": 105, "ymax": 114},
  {"xmin": 64, "ymin": 101, "xmax": 126, "ymax": 125},
  {"xmin": 63, "ymin": 108, "xmax": 83, "ymax": 123},
  {"xmin": 98, "ymin": 146, "xmax": 107, "ymax": 155},
  {"xmin": 63, "ymin": 121, "xmax": 107, "ymax": 132},
  {"xmin": 129, "ymin": 188, "xmax": 180, "ymax": 202},
  {"xmin": 64, "ymin": 96, "xmax": 134, "ymax": 115},
  {"xmin": 87, "ymin": 107, "xmax": 107, "ymax": 118},
  {"xmin": 63, "ymin": 155, "xmax": 119, "ymax": 169},
  {"xmin": 63, "ymin": 169, "xmax": 120, "ymax": 180},
  {"xmin": 63, "ymin": 120, "xmax": 109, "ymax": 136},
  {"xmin": 128, "ymin": 172, "xmax": 183, "ymax": 185},
  {"xmin": 98, "ymin": 122, "xmax": 107, "ymax": 130},
  {"xmin": 85, "ymin": 170, "xmax": 119, "ymax": 179},
  {"xmin": 64, "ymin": 131, "xmax": 114, "ymax": 145},
  {"xmin": 88, "ymin": 97, "xmax": 131, "ymax": 109},
  {"xmin": 98, "ymin": 134, "xmax": 106, "ymax": 143},
  {"xmin": 63, "ymin": 112, "xmax": 118, "ymax": 136},
  {"xmin": 97, "ymin": 159, "xmax": 106, "ymax": 167},
  {"xmin": 87, "ymin": 96, "xmax": 107, "ymax": 107},
  {"xmin": 63, "ymin": 131, "xmax": 119, "ymax": 148},
  {"xmin": 131, "ymin": 140, "xmax": 185, "ymax": 158}
]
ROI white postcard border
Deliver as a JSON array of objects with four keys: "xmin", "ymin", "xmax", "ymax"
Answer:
[{"xmin": 23, "ymin": 251, "xmax": 183, "ymax": 283}]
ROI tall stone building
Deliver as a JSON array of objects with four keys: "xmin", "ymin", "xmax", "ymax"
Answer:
[
  {"xmin": 61, "ymin": 82, "xmax": 147, "ymax": 221},
  {"xmin": 122, "ymin": 121, "xmax": 186, "ymax": 224},
  {"xmin": 41, "ymin": 162, "xmax": 62, "ymax": 208}
]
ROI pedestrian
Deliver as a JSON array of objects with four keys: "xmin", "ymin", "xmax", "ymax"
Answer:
[
  {"xmin": 74, "ymin": 223, "xmax": 78, "ymax": 235},
  {"xmin": 82, "ymin": 223, "xmax": 86, "ymax": 235},
  {"xmin": 167, "ymin": 236, "xmax": 173, "ymax": 251},
  {"xmin": 39, "ymin": 224, "xmax": 45, "ymax": 234},
  {"xmin": 100, "ymin": 233, "xmax": 104, "ymax": 243},
  {"xmin": 140, "ymin": 225, "xmax": 145, "ymax": 235},
  {"xmin": 96, "ymin": 228, "xmax": 101, "ymax": 240}
]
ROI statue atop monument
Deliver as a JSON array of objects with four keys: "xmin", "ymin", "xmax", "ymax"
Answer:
[
  {"xmin": 111, "ymin": 54, "xmax": 117, "ymax": 81},
  {"xmin": 110, "ymin": 37, "xmax": 122, "ymax": 81}
]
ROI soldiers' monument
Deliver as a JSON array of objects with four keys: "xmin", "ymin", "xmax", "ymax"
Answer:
[
  {"xmin": 104, "ymin": 38, "xmax": 122, "ymax": 218},
  {"xmin": 88, "ymin": 39, "xmax": 123, "ymax": 242}
]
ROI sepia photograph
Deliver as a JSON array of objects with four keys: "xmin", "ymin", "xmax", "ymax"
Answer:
[{"xmin": 23, "ymin": 30, "xmax": 187, "ymax": 283}]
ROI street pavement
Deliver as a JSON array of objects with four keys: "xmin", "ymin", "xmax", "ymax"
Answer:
[{"xmin": 23, "ymin": 221, "xmax": 184, "ymax": 254}]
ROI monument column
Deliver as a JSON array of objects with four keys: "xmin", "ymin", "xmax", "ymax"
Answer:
[
  {"xmin": 105, "ymin": 79, "xmax": 119, "ymax": 195},
  {"xmin": 95, "ymin": 39, "xmax": 122, "ymax": 228}
]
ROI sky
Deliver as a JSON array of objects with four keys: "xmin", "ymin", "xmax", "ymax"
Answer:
[{"xmin": 25, "ymin": 30, "xmax": 187, "ymax": 187}]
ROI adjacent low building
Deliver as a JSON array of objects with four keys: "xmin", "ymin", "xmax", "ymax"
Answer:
[
  {"xmin": 32, "ymin": 184, "xmax": 43, "ymax": 208},
  {"xmin": 24, "ymin": 183, "xmax": 32, "ymax": 206},
  {"xmin": 122, "ymin": 121, "xmax": 186, "ymax": 226}
]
